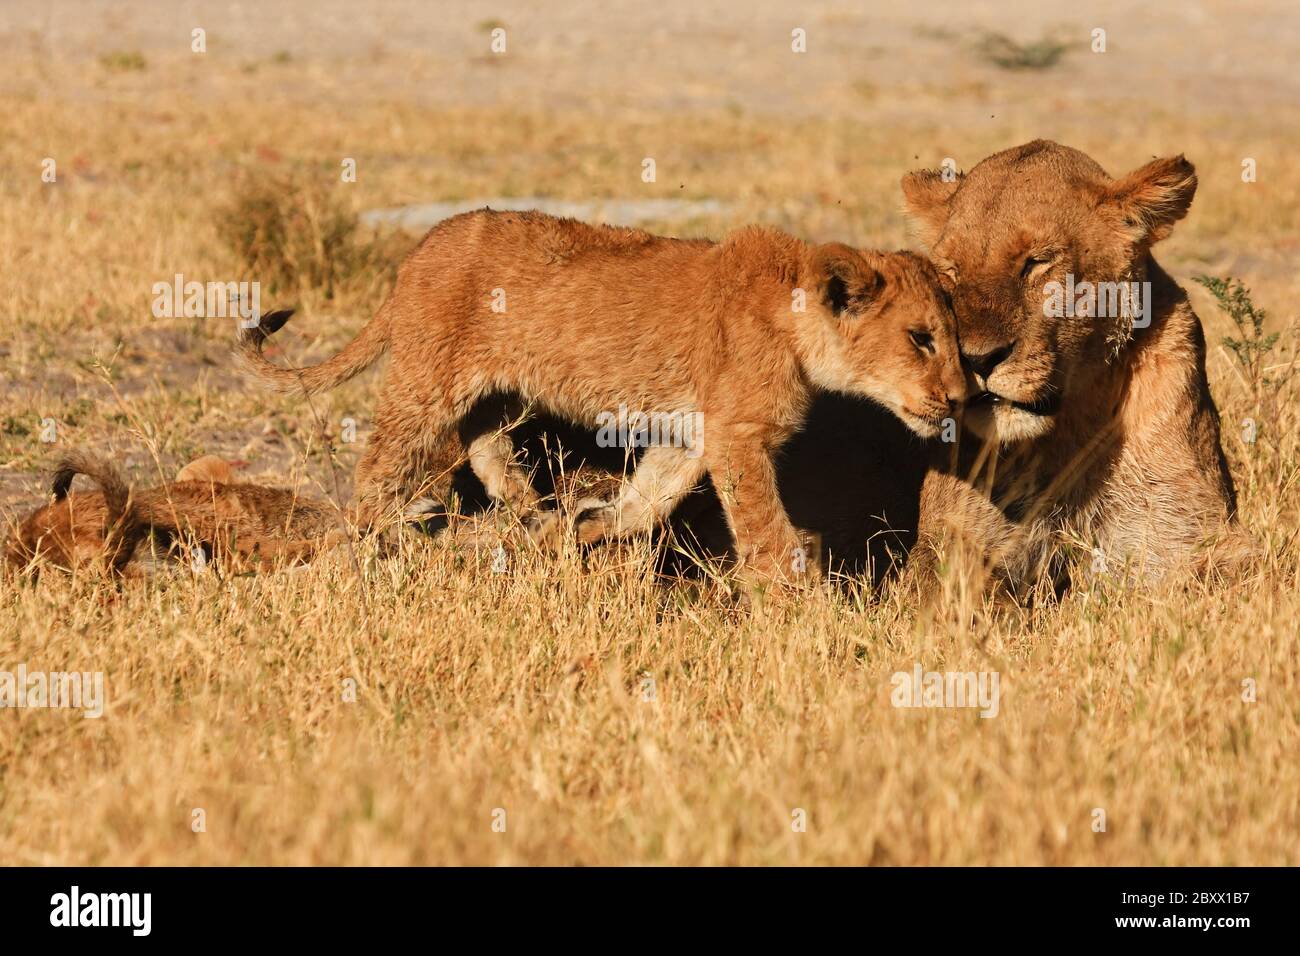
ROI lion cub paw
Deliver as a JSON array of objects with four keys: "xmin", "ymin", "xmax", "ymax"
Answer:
[
  {"xmin": 523, "ymin": 510, "xmax": 564, "ymax": 551},
  {"xmin": 524, "ymin": 497, "xmax": 618, "ymax": 551},
  {"xmin": 573, "ymin": 499, "xmax": 618, "ymax": 546}
]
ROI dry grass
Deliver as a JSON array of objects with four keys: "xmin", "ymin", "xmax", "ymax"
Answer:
[{"xmin": 1, "ymin": 2, "xmax": 1298, "ymax": 865}]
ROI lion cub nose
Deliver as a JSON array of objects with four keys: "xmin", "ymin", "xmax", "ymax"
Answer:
[{"xmin": 942, "ymin": 363, "xmax": 973, "ymax": 408}]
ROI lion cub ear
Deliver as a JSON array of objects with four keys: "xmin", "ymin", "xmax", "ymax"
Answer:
[
  {"xmin": 1104, "ymin": 155, "xmax": 1197, "ymax": 246},
  {"xmin": 810, "ymin": 244, "xmax": 883, "ymax": 319},
  {"xmin": 900, "ymin": 169, "xmax": 961, "ymax": 250},
  {"xmin": 176, "ymin": 455, "xmax": 244, "ymax": 484}
]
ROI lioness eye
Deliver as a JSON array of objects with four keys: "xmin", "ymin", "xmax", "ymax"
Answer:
[
  {"xmin": 1021, "ymin": 256, "xmax": 1050, "ymax": 280},
  {"xmin": 909, "ymin": 330, "xmax": 934, "ymax": 353}
]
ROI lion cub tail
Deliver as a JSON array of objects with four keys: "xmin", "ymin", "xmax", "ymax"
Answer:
[
  {"xmin": 50, "ymin": 451, "xmax": 139, "ymax": 538},
  {"xmin": 234, "ymin": 305, "xmax": 391, "ymax": 396}
]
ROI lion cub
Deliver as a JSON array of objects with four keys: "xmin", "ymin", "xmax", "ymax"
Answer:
[
  {"xmin": 236, "ymin": 210, "xmax": 965, "ymax": 581},
  {"xmin": 5, "ymin": 453, "xmax": 343, "ymax": 577}
]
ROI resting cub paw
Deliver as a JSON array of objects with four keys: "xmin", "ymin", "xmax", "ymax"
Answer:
[
  {"xmin": 573, "ymin": 501, "xmax": 617, "ymax": 546},
  {"xmin": 523, "ymin": 497, "xmax": 617, "ymax": 550},
  {"xmin": 523, "ymin": 509, "xmax": 563, "ymax": 550}
]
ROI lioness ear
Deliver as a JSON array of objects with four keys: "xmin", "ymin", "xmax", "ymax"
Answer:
[
  {"xmin": 900, "ymin": 169, "xmax": 961, "ymax": 250},
  {"xmin": 1104, "ymin": 155, "xmax": 1197, "ymax": 245},
  {"xmin": 811, "ymin": 244, "xmax": 883, "ymax": 318}
]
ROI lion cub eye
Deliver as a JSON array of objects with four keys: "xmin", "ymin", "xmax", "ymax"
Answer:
[{"xmin": 909, "ymin": 330, "xmax": 935, "ymax": 354}]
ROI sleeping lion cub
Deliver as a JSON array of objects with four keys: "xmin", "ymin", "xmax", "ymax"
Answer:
[
  {"xmin": 236, "ymin": 210, "xmax": 965, "ymax": 582},
  {"xmin": 5, "ymin": 453, "xmax": 343, "ymax": 577}
]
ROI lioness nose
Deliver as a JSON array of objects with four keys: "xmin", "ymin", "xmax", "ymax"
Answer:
[{"xmin": 964, "ymin": 342, "xmax": 1015, "ymax": 380}]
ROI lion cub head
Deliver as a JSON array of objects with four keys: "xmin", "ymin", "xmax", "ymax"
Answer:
[
  {"xmin": 902, "ymin": 139, "xmax": 1198, "ymax": 445},
  {"xmin": 799, "ymin": 244, "xmax": 965, "ymax": 438}
]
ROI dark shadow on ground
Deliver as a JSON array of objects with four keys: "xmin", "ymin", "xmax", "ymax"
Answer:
[{"xmin": 428, "ymin": 392, "xmax": 932, "ymax": 587}]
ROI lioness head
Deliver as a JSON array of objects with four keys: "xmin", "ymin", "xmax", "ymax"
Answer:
[
  {"xmin": 802, "ymin": 244, "xmax": 966, "ymax": 439},
  {"xmin": 901, "ymin": 140, "xmax": 1197, "ymax": 445}
]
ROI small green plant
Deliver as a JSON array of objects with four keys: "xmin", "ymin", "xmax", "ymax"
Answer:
[
  {"xmin": 975, "ymin": 33, "xmax": 1066, "ymax": 71},
  {"xmin": 100, "ymin": 50, "xmax": 147, "ymax": 72},
  {"xmin": 1193, "ymin": 275, "xmax": 1293, "ymax": 404}
]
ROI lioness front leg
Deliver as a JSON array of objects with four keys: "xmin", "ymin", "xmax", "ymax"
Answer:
[
  {"xmin": 709, "ymin": 433, "xmax": 812, "ymax": 585},
  {"xmin": 573, "ymin": 445, "xmax": 707, "ymax": 546},
  {"xmin": 911, "ymin": 466, "xmax": 1041, "ymax": 593}
]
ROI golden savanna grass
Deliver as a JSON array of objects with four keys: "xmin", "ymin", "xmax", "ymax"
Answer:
[{"xmin": 1, "ymin": 1, "xmax": 1298, "ymax": 864}]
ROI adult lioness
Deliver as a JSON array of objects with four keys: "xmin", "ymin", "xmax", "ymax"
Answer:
[
  {"xmin": 236, "ymin": 210, "xmax": 966, "ymax": 582},
  {"xmin": 899, "ymin": 140, "xmax": 1243, "ymax": 587}
]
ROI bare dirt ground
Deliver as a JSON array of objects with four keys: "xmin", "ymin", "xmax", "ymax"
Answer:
[{"xmin": 0, "ymin": 1, "xmax": 1297, "ymax": 865}]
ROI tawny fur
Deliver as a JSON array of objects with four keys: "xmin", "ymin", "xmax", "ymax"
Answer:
[
  {"xmin": 5, "ymin": 455, "xmax": 344, "ymax": 577},
  {"xmin": 3, "ymin": 451, "xmax": 145, "ymax": 576},
  {"xmin": 175, "ymin": 454, "xmax": 247, "ymax": 484},
  {"xmin": 236, "ymin": 210, "xmax": 966, "ymax": 581},
  {"xmin": 900, "ymin": 140, "xmax": 1247, "ymax": 588}
]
